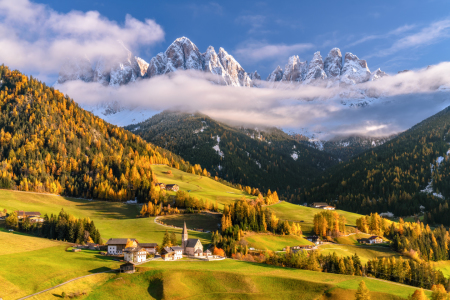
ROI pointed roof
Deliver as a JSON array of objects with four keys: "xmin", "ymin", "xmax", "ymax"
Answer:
[{"xmin": 182, "ymin": 221, "xmax": 187, "ymax": 235}]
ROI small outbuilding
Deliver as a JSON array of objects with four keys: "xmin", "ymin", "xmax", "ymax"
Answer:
[
  {"xmin": 165, "ymin": 184, "xmax": 179, "ymax": 192},
  {"xmin": 120, "ymin": 262, "xmax": 136, "ymax": 273}
]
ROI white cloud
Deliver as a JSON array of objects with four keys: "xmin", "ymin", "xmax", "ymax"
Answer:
[
  {"xmin": 347, "ymin": 24, "xmax": 416, "ymax": 47},
  {"xmin": 0, "ymin": 0, "xmax": 164, "ymax": 74},
  {"xmin": 56, "ymin": 62, "xmax": 450, "ymax": 140},
  {"xmin": 234, "ymin": 41, "xmax": 314, "ymax": 64},
  {"xmin": 374, "ymin": 19, "xmax": 450, "ymax": 57}
]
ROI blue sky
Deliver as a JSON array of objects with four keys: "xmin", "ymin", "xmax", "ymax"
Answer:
[{"xmin": 37, "ymin": 0, "xmax": 450, "ymax": 78}]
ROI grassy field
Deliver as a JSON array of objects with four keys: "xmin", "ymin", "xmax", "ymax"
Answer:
[
  {"xmin": 268, "ymin": 201, "xmax": 362, "ymax": 233},
  {"xmin": 432, "ymin": 261, "xmax": 450, "ymax": 277},
  {"xmin": 62, "ymin": 259, "xmax": 425, "ymax": 300},
  {"xmin": 0, "ymin": 189, "xmax": 211, "ymax": 246},
  {"xmin": 152, "ymin": 165, "xmax": 254, "ymax": 209},
  {"xmin": 243, "ymin": 233, "xmax": 314, "ymax": 251},
  {"xmin": 318, "ymin": 244, "xmax": 402, "ymax": 264},
  {"xmin": 158, "ymin": 212, "xmax": 222, "ymax": 232},
  {"xmin": 0, "ymin": 231, "xmax": 121, "ymax": 300}
]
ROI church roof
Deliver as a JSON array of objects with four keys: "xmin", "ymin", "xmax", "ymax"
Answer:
[{"xmin": 186, "ymin": 239, "xmax": 200, "ymax": 248}]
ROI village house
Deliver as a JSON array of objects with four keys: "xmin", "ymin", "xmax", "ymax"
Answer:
[
  {"xmin": 290, "ymin": 245, "xmax": 315, "ymax": 253},
  {"xmin": 358, "ymin": 236, "xmax": 383, "ymax": 244},
  {"xmin": 311, "ymin": 202, "xmax": 328, "ymax": 208},
  {"xmin": 322, "ymin": 205, "xmax": 335, "ymax": 210},
  {"xmin": 165, "ymin": 184, "xmax": 179, "ymax": 192},
  {"xmin": 123, "ymin": 247, "xmax": 147, "ymax": 263},
  {"xmin": 161, "ymin": 246, "xmax": 183, "ymax": 260},
  {"xmin": 305, "ymin": 236, "xmax": 322, "ymax": 245},
  {"xmin": 154, "ymin": 183, "xmax": 166, "ymax": 190},
  {"xmin": 182, "ymin": 222, "xmax": 204, "ymax": 256},
  {"xmin": 106, "ymin": 238, "xmax": 138, "ymax": 255},
  {"xmin": 15, "ymin": 211, "xmax": 41, "ymax": 219},
  {"xmin": 139, "ymin": 243, "xmax": 158, "ymax": 254},
  {"xmin": 29, "ymin": 216, "xmax": 44, "ymax": 223}
]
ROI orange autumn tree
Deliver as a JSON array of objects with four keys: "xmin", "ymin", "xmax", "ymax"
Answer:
[{"xmin": 213, "ymin": 247, "xmax": 225, "ymax": 257}]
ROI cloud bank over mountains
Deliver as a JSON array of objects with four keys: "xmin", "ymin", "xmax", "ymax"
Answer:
[
  {"xmin": 0, "ymin": 0, "xmax": 164, "ymax": 77},
  {"xmin": 57, "ymin": 62, "xmax": 450, "ymax": 139}
]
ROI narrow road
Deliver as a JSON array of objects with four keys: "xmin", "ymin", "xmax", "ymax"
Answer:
[{"xmin": 17, "ymin": 258, "xmax": 157, "ymax": 300}]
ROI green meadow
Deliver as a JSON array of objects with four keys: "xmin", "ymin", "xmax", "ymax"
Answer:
[
  {"xmin": 42, "ymin": 259, "xmax": 426, "ymax": 300},
  {"xmin": 0, "ymin": 190, "xmax": 211, "ymax": 245},
  {"xmin": 0, "ymin": 230, "xmax": 120, "ymax": 300},
  {"xmin": 318, "ymin": 244, "xmax": 402, "ymax": 264},
  {"xmin": 151, "ymin": 165, "xmax": 255, "ymax": 209},
  {"xmin": 243, "ymin": 233, "xmax": 314, "ymax": 251},
  {"xmin": 268, "ymin": 201, "xmax": 362, "ymax": 233}
]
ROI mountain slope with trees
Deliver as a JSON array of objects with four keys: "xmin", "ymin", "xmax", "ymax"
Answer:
[
  {"xmin": 126, "ymin": 111, "xmax": 337, "ymax": 197},
  {"xmin": 301, "ymin": 106, "xmax": 450, "ymax": 218},
  {"xmin": 0, "ymin": 66, "xmax": 209, "ymax": 202}
]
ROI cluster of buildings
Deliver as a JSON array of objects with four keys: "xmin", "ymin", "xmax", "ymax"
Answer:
[
  {"xmin": 154, "ymin": 183, "xmax": 179, "ymax": 192},
  {"xmin": 0, "ymin": 211, "xmax": 44, "ymax": 223},
  {"xmin": 311, "ymin": 202, "xmax": 336, "ymax": 210},
  {"xmin": 108, "ymin": 222, "xmax": 213, "ymax": 273},
  {"xmin": 358, "ymin": 235, "xmax": 384, "ymax": 244}
]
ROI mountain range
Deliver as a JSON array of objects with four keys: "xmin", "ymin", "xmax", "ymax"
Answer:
[{"xmin": 57, "ymin": 36, "xmax": 387, "ymax": 89}]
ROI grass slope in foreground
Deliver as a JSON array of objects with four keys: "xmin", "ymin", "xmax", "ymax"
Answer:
[
  {"xmin": 0, "ymin": 230, "xmax": 120, "ymax": 300},
  {"xmin": 0, "ymin": 189, "xmax": 210, "ymax": 245},
  {"xmin": 81, "ymin": 260, "xmax": 423, "ymax": 300},
  {"xmin": 152, "ymin": 165, "xmax": 255, "ymax": 210}
]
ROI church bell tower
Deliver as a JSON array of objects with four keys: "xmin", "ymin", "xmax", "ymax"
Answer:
[{"xmin": 181, "ymin": 221, "xmax": 188, "ymax": 253}]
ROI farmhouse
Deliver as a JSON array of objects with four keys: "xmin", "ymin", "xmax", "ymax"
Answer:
[
  {"xmin": 322, "ymin": 206, "xmax": 335, "ymax": 210},
  {"xmin": 123, "ymin": 247, "xmax": 147, "ymax": 263},
  {"xmin": 166, "ymin": 184, "xmax": 179, "ymax": 192},
  {"xmin": 155, "ymin": 183, "xmax": 166, "ymax": 190},
  {"xmin": 161, "ymin": 246, "xmax": 183, "ymax": 260},
  {"xmin": 305, "ymin": 236, "xmax": 322, "ymax": 245},
  {"xmin": 139, "ymin": 243, "xmax": 158, "ymax": 254},
  {"xmin": 311, "ymin": 202, "xmax": 328, "ymax": 208},
  {"xmin": 29, "ymin": 216, "xmax": 44, "ymax": 223},
  {"xmin": 106, "ymin": 238, "xmax": 138, "ymax": 255},
  {"xmin": 290, "ymin": 245, "xmax": 315, "ymax": 253},
  {"xmin": 358, "ymin": 236, "xmax": 383, "ymax": 244},
  {"xmin": 181, "ymin": 222, "xmax": 204, "ymax": 256},
  {"xmin": 15, "ymin": 211, "xmax": 41, "ymax": 219}
]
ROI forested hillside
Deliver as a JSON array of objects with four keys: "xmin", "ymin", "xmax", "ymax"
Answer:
[
  {"xmin": 301, "ymin": 106, "xmax": 450, "ymax": 218},
  {"xmin": 0, "ymin": 66, "xmax": 201, "ymax": 201},
  {"xmin": 126, "ymin": 111, "xmax": 337, "ymax": 196}
]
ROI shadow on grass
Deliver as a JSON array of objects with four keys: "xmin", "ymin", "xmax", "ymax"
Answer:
[
  {"xmin": 88, "ymin": 267, "xmax": 114, "ymax": 273},
  {"xmin": 60, "ymin": 196, "xmax": 139, "ymax": 220},
  {"xmin": 148, "ymin": 277, "xmax": 163, "ymax": 300},
  {"xmin": 52, "ymin": 293, "xmax": 63, "ymax": 298}
]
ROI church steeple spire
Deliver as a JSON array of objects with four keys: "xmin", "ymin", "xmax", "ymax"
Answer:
[{"xmin": 181, "ymin": 221, "xmax": 188, "ymax": 253}]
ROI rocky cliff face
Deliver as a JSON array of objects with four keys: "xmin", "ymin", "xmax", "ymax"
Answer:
[
  {"xmin": 281, "ymin": 55, "xmax": 307, "ymax": 82},
  {"xmin": 266, "ymin": 65, "xmax": 283, "ymax": 82},
  {"xmin": 324, "ymin": 48, "xmax": 342, "ymax": 78},
  {"xmin": 370, "ymin": 68, "xmax": 388, "ymax": 81},
  {"xmin": 340, "ymin": 52, "xmax": 371, "ymax": 85},
  {"xmin": 304, "ymin": 52, "xmax": 327, "ymax": 84}
]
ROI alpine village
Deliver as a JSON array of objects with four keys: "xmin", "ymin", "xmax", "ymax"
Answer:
[{"xmin": 3, "ymin": 1, "xmax": 450, "ymax": 300}]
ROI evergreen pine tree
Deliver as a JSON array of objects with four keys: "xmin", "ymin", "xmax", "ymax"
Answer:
[{"xmin": 355, "ymin": 281, "xmax": 371, "ymax": 300}]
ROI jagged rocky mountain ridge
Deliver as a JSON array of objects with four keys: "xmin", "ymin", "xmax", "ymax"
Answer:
[
  {"xmin": 58, "ymin": 36, "xmax": 387, "ymax": 88},
  {"xmin": 58, "ymin": 37, "xmax": 255, "ymax": 87},
  {"xmin": 267, "ymin": 48, "xmax": 387, "ymax": 85}
]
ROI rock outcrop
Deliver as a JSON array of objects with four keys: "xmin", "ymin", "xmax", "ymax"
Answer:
[
  {"xmin": 304, "ymin": 52, "xmax": 327, "ymax": 83},
  {"xmin": 267, "ymin": 66, "xmax": 284, "ymax": 82},
  {"xmin": 282, "ymin": 55, "xmax": 307, "ymax": 82},
  {"xmin": 57, "ymin": 57, "xmax": 94, "ymax": 84},
  {"xmin": 340, "ymin": 52, "xmax": 371, "ymax": 85},
  {"xmin": 324, "ymin": 48, "xmax": 342, "ymax": 78}
]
